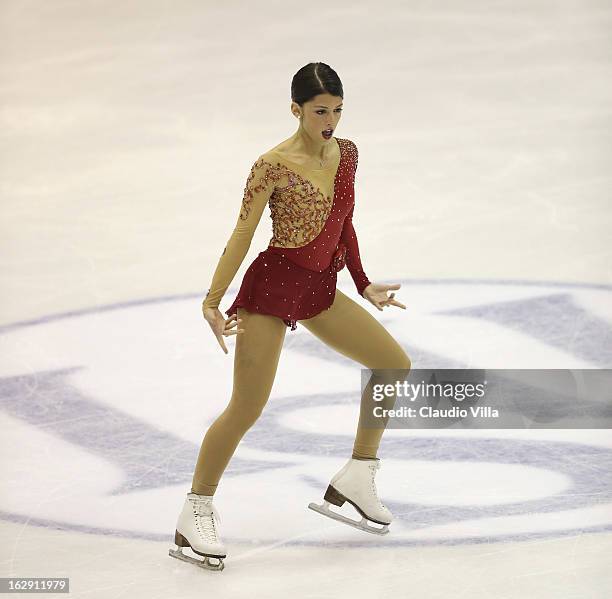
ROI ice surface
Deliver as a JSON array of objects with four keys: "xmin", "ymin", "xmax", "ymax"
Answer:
[{"xmin": 1, "ymin": 1, "xmax": 611, "ymax": 597}]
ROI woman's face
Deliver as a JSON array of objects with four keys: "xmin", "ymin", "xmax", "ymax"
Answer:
[{"xmin": 293, "ymin": 93, "xmax": 343, "ymax": 143}]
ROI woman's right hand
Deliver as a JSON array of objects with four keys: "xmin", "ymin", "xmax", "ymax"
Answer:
[{"xmin": 202, "ymin": 306, "xmax": 244, "ymax": 354}]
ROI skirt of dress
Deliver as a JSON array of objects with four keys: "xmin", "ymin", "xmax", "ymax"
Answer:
[{"xmin": 225, "ymin": 246, "xmax": 340, "ymax": 331}]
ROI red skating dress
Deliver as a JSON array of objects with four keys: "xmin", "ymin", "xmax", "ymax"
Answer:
[{"xmin": 202, "ymin": 137, "xmax": 371, "ymax": 331}]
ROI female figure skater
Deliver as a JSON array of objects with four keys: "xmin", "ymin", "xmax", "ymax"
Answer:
[{"xmin": 169, "ymin": 62, "xmax": 411, "ymax": 571}]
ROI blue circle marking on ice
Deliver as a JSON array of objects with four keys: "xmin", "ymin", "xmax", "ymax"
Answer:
[{"xmin": 0, "ymin": 278, "xmax": 611, "ymax": 547}]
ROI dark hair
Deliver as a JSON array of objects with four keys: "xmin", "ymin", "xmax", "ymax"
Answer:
[{"xmin": 291, "ymin": 62, "xmax": 344, "ymax": 106}]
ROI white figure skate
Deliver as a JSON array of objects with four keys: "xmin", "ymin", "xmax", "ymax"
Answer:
[
  {"xmin": 308, "ymin": 457, "xmax": 393, "ymax": 535},
  {"xmin": 169, "ymin": 492, "xmax": 227, "ymax": 571}
]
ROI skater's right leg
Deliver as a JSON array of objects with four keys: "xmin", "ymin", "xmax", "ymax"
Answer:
[{"xmin": 191, "ymin": 307, "xmax": 287, "ymax": 495}]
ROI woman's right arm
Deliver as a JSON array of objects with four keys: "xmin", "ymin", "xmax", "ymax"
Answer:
[{"xmin": 202, "ymin": 156, "xmax": 275, "ymax": 311}]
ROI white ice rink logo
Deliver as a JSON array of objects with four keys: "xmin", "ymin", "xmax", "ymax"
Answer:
[{"xmin": 1, "ymin": 279, "xmax": 611, "ymax": 546}]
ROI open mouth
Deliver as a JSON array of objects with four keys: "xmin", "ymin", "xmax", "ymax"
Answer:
[{"xmin": 322, "ymin": 129, "xmax": 333, "ymax": 139}]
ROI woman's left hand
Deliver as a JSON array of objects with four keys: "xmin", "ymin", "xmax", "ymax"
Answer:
[{"xmin": 363, "ymin": 283, "xmax": 406, "ymax": 311}]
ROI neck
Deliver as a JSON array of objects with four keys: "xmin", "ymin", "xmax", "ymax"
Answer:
[{"xmin": 289, "ymin": 127, "xmax": 332, "ymax": 162}]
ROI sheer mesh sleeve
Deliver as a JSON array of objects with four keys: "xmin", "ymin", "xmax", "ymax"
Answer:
[{"xmin": 202, "ymin": 157, "xmax": 275, "ymax": 310}]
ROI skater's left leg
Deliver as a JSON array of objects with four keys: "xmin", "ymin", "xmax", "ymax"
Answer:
[{"xmin": 298, "ymin": 288, "xmax": 411, "ymax": 459}]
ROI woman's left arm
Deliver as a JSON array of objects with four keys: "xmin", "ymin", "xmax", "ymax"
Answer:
[
  {"xmin": 339, "ymin": 203, "xmax": 372, "ymax": 297},
  {"xmin": 339, "ymin": 140, "xmax": 371, "ymax": 296},
  {"xmin": 341, "ymin": 140, "xmax": 406, "ymax": 311}
]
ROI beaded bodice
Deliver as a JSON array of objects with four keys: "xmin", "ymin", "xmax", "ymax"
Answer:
[
  {"xmin": 269, "ymin": 165, "xmax": 335, "ymax": 248},
  {"xmin": 240, "ymin": 137, "xmax": 355, "ymax": 249},
  {"xmin": 202, "ymin": 137, "xmax": 370, "ymax": 310},
  {"xmin": 241, "ymin": 157, "xmax": 335, "ymax": 248}
]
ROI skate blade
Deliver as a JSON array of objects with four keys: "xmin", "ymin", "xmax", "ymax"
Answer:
[
  {"xmin": 308, "ymin": 500, "xmax": 390, "ymax": 535},
  {"xmin": 169, "ymin": 547, "xmax": 225, "ymax": 571}
]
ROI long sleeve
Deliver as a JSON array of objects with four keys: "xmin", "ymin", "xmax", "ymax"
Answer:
[
  {"xmin": 339, "ymin": 141, "xmax": 371, "ymax": 297},
  {"xmin": 340, "ymin": 203, "xmax": 371, "ymax": 296},
  {"xmin": 202, "ymin": 157, "xmax": 275, "ymax": 310}
]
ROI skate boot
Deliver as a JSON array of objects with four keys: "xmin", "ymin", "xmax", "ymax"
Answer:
[
  {"xmin": 308, "ymin": 457, "xmax": 392, "ymax": 535},
  {"xmin": 169, "ymin": 492, "xmax": 227, "ymax": 571}
]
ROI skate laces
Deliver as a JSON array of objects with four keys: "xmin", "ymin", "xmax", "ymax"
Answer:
[
  {"xmin": 368, "ymin": 463, "xmax": 386, "ymax": 510},
  {"xmin": 191, "ymin": 496, "xmax": 221, "ymax": 539}
]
